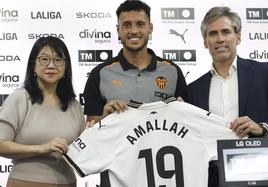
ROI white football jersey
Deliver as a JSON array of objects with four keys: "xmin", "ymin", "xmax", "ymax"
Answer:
[{"xmin": 64, "ymin": 98, "xmax": 239, "ymax": 187}]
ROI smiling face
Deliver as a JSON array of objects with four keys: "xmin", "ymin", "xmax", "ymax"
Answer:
[
  {"xmin": 204, "ymin": 16, "xmax": 241, "ymax": 65},
  {"xmin": 117, "ymin": 10, "xmax": 153, "ymax": 53},
  {"xmin": 34, "ymin": 45, "xmax": 66, "ymax": 88}
]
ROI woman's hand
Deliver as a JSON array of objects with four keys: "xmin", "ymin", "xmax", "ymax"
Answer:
[{"xmin": 39, "ymin": 137, "xmax": 69, "ymax": 154}]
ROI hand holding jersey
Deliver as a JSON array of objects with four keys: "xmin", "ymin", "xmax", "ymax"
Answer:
[
  {"xmin": 64, "ymin": 98, "xmax": 240, "ymax": 187},
  {"xmin": 230, "ymin": 116, "xmax": 264, "ymax": 138},
  {"xmin": 103, "ymin": 100, "xmax": 128, "ymax": 117},
  {"xmin": 100, "ymin": 96, "xmax": 183, "ymax": 124}
]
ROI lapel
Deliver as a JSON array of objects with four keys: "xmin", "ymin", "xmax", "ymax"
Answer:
[
  {"xmin": 237, "ymin": 56, "xmax": 254, "ymax": 116},
  {"xmin": 199, "ymin": 72, "xmax": 212, "ymax": 111}
]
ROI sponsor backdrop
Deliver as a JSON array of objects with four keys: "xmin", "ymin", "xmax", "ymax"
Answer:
[{"xmin": 0, "ymin": 0, "xmax": 267, "ymax": 186}]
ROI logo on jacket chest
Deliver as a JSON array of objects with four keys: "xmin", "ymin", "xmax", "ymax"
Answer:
[
  {"xmin": 154, "ymin": 76, "xmax": 169, "ymax": 99},
  {"xmin": 155, "ymin": 76, "xmax": 167, "ymax": 90}
]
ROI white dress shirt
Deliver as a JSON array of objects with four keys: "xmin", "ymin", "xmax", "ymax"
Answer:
[{"xmin": 209, "ymin": 57, "xmax": 239, "ymax": 121}]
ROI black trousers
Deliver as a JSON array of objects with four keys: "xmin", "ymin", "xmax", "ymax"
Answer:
[{"xmin": 208, "ymin": 160, "xmax": 219, "ymax": 187}]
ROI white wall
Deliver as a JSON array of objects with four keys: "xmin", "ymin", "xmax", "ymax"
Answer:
[{"xmin": 0, "ymin": 0, "xmax": 267, "ymax": 186}]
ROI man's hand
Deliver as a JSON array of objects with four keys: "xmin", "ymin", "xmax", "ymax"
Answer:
[
  {"xmin": 86, "ymin": 120, "xmax": 96, "ymax": 128},
  {"xmin": 86, "ymin": 100, "xmax": 128, "ymax": 126},
  {"xmin": 177, "ymin": 96, "xmax": 184, "ymax": 102},
  {"xmin": 230, "ymin": 116, "xmax": 263, "ymax": 138},
  {"xmin": 102, "ymin": 99, "xmax": 128, "ymax": 118}
]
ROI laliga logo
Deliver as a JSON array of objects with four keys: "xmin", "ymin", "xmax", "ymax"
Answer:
[
  {"xmin": 74, "ymin": 138, "xmax": 86, "ymax": 150},
  {"xmin": 0, "ymin": 164, "xmax": 12, "ymax": 173}
]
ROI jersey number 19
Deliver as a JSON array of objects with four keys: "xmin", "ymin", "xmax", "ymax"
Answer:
[{"xmin": 138, "ymin": 146, "xmax": 184, "ymax": 187}]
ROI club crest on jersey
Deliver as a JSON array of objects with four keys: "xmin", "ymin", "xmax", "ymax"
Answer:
[{"xmin": 155, "ymin": 76, "xmax": 167, "ymax": 90}]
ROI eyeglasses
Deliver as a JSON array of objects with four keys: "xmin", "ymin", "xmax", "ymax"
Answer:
[{"xmin": 37, "ymin": 56, "xmax": 65, "ymax": 67}]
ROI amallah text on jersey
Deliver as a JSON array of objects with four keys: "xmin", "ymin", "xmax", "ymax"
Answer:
[{"xmin": 126, "ymin": 119, "xmax": 189, "ymax": 145}]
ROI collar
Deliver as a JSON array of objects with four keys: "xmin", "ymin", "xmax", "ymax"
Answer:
[
  {"xmin": 210, "ymin": 56, "xmax": 238, "ymax": 77},
  {"xmin": 118, "ymin": 48, "xmax": 157, "ymax": 71},
  {"xmin": 128, "ymin": 97, "xmax": 177, "ymax": 108}
]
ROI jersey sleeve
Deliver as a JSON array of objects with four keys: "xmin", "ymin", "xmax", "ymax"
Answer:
[
  {"xmin": 170, "ymin": 101, "xmax": 239, "ymax": 161},
  {"xmin": 64, "ymin": 115, "xmax": 120, "ymax": 177},
  {"xmin": 0, "ymin": 88, "xmax": 30, "ymax": 140},
  {"xmin": 200, "ymin": 112, "xmax": 240, "ymax": 161}
]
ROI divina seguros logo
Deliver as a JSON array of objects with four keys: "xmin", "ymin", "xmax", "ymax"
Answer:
[
  {"xmin": 79, "ymin": 29, "xmax": 112, "ymax": 44},
  {"xmin": 0, "ymin": 8, "xmax": 18, "ymax": 23},
  {"xmin": 0, "ymin": 73, "xmax": 20, "ymax": 88},
  {"xmin": 249, "ymin": 50, "xmax": 268, "ymax": 61},
  {"xmin": 72, "ymin": 138, "xmax": 86, "ymax": 151}
]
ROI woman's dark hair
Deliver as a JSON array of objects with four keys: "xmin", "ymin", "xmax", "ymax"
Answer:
[{"xmin": 23, "ymin": 36, "xmax": 76, "ymax": 111}]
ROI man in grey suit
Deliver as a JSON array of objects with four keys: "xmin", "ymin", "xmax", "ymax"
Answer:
[{"xmin": 187, "ymin": 6, "xmax": 268, "ymax": 187}]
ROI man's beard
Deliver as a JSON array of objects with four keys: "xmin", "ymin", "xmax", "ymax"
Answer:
[{"xmin": 122, "ymin": 37, "xmax": 149, "ymax": 52}]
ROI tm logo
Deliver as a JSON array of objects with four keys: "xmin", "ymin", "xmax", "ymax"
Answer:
[
  {"xmin": 163, "ymin": 50, "xmax": 196, "ymax": 62},
  {"xmin": 246, "ymin": 8, "xmax": 268, "ymax": 20},
  {"xmin": 78, "ymin": 50, "xmax": 112, "ymax": 62},
  {"xmin": 161, "ymin": 8, "xmax": 194, "ymax": 20}
]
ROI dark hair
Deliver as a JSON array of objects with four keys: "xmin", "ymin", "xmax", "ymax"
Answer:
[
  {"xmin": 201, "ymin": 6, "xmax": 241, "ymax": 39},
  {"xmin": 116, "ymin": 0, "xmax": 151, "ymax": 21},
  {"xmin": 23, "ymin": 36, "xmax": 76, "ymax": 111}
]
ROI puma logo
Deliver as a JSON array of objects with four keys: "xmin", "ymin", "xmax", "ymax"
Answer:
[{"xmin": 169, "ymin": 29, "xmax": 188, "ymax": 44}]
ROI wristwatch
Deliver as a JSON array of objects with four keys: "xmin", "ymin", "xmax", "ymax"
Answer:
[{"xmin": 259, "ymin": 122, "xmax": 268, "ymax": 137}]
